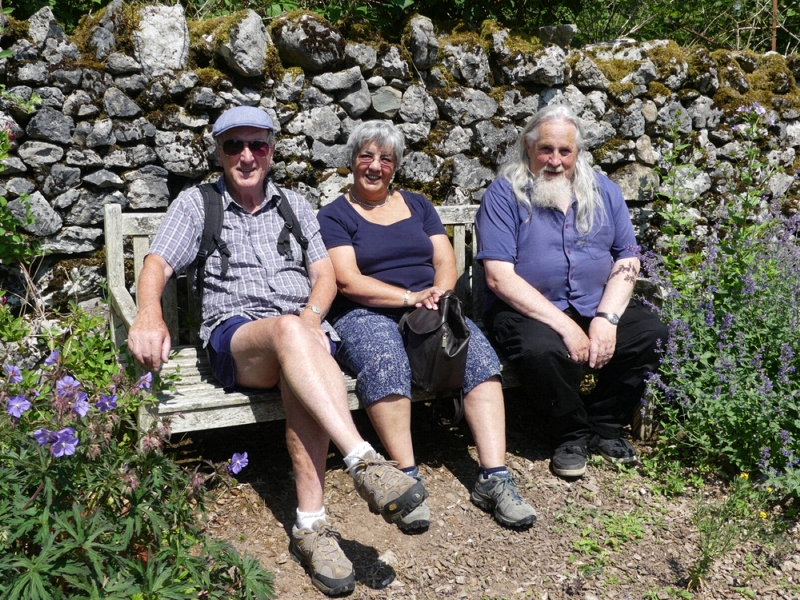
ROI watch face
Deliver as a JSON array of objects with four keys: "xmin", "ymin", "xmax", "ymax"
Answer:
[
  {"xmin": 310, "ymin": 305, "xmax": 321, "ymax": 314},
  {"xmin": 609, "ymin": 314, "xmax": 620, "ymax": 324}
]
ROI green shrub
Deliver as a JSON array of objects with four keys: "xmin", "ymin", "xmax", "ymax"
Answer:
[
  {"xmin": 0, "ymin": 307, "xmax": 274, "ymax": 599},
  {"xmin": 642, "ymin": 103, "xmax": 800, "ymax": 497}
]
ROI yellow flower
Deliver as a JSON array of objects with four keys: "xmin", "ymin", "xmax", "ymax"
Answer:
[
  {"xmin": 740, "ymin": 472, "xmax": 749, "ymax": 480},
  {"xmin": 759, "ymin": 511, "xmax": 768, "ymax": 519},
  {"xmin": 767, "ymin": 487, "xmax": 773, "ymax": 493}
]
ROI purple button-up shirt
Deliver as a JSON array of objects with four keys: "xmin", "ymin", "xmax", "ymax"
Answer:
[{"xmin": 475, "ymin": 173, "xmax": 637, "ymax": 318}]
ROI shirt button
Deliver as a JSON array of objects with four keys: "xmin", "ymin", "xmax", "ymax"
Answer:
[
  {"xmin": 565, "ymin": 224, "xmax": 569, "ymax": 229},
  {"xmin": 567, "ymin": 250, "xmax": 571, "ymax": 254}
]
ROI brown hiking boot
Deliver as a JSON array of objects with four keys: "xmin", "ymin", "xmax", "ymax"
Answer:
[
  {"xmin": 290, "ymin": 520, "xmax": 355, "ymax": 596},
  {"xmin": 346, "ymin": 449, "xmax": 428, "ymax": 524}
]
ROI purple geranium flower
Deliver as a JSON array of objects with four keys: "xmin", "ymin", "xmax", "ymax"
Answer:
[
  {"xmin": 44, "ymin": 349, "xmax": 60, "ymax": 367},
  {"xmin": 7, "ymin": 395, "xmax": 31, "ymax": 418},
  {"xmin": 56, "ymin": 375, "xmax": 81, "ymax": 397},
  {"xmin": 5, "ymin": 364, "xmax": 22, "ymax": 384},
  {"xmin": 96, "ymin": 393, "xmax": 118, "ymax": 413},
  {"xmin": 33, "ymin": 428, "xmax": 58, "ymax": 446},
  {"xmin": 137, "ymin": 372, "xmax": 153, "ymax": 390},
  {"xmin": 52, "ymin": 427, "xmax": 78, "ymax": 458},
  {"xmin": 228, "ymin": 452, "xmax": 249, "ymax": 475},
  {"xmin": 73, "ymin": 392, "xmax": 89, "ymax": 418}
]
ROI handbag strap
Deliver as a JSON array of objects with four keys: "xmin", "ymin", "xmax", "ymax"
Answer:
[{"xmin": 436, "ymin": 390, "xmax": 464, "ymax": 427}]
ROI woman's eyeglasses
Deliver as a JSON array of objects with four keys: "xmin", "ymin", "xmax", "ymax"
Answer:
[
  {"xmin": 357, "ymin": 152, "xmax": 395, "ymax": 169},
  {"xmin": 221, "ymin": 139, "xmax": 271, "ymax": 157}
]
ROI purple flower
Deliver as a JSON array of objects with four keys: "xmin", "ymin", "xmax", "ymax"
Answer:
[
  {"xmin": 137, "ymin": 372, "xmax": 153, "ymax": 390},
  {"xmin": 44, "ymin": 349, "xmax": 60, "ymax": 366},
  {"xmin": 7, "ymin": 395, "xmax": 30, "ymax": 418},
  {"xmin": 56, "ymin": 375, "xmax": 81, "ymax": 397},
  {"xmin": 5, "ymin": 364, "xmax": 22, "ymax": 384},
  {"xmin": 228, "ymin": 451, "xmax": 249, "ymax": 475},
  {"xmin": 52, "ymin": 427, "xmax": 78, "ymax": 457},
  {"xmin": 96, "ymin": 393, "xmax": 117, "ymax": 413},
  {"xmin": 73, "ymin": 392, "xmax": 89, "ymax": 418},
  {"xmin": 33, "ymin": 428, "xmax": 58, "ymax": 445}
]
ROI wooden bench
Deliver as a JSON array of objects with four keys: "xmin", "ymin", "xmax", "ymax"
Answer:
[{"xmin": 104, "ymin": 202, "xmax": 653, "ymax": 438}]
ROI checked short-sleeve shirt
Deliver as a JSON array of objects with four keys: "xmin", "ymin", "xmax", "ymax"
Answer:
[{"xmin": 148, "ymin": 175, "xmax": 335, "ymax": 345}]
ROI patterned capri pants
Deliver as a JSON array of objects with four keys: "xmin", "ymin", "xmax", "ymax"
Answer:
[{"xmin": 334, "ymin": 307, "xmax": 502, "ymax": 407}]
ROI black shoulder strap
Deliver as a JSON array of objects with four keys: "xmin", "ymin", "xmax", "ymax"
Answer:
[
  {"xmin": 195, "ymin": 182, "xmax": 230, "ymax": 298},
  {"xmin": 272, "ymin": 183, "xmax": 310, "ymax": 274}
]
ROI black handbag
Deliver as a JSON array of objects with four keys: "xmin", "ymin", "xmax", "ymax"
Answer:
[{"xmin": 397, "ymin": 290, "xmax": 471, "ymax": 393}]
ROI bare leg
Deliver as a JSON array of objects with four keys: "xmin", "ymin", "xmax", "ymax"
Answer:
[
  {"xmin": 230, "ymin": 315, "xmax": 364, "ymax": 456},
  {"xmin": 282, "ymin": 373, "xmax": 329, "ymax": 513},
  {"xmin": 463, "ymin": 376, "xmax": 507, "ymax": 469},
  {"xmin": 365, "ymin": 394, "xmax": 415, "ymax": 469}
]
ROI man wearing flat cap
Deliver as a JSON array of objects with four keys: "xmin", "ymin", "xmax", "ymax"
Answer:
[{"xmin": 128, "ymin": 106, "xmax": 427, "ymax": 596}]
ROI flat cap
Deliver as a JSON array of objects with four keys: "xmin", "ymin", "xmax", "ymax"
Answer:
[{"xmin": 212, "ymin": 106, "xmax": 274, "ymax": 137}]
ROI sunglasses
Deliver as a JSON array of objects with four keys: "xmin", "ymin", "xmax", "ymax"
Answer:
[{"xmin": 221, "ymin": 139, "xmax": 272, "ymax": 157}]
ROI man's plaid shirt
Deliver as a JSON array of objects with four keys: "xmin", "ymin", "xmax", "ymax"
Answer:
[{"xmin": 148, "ymin": 175, "xmax": 337, "ymax": 345}]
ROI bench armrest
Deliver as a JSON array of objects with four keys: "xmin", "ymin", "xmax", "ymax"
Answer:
[{"xmin": 108, "ymin": 284, "xmax": 138, "ymax": 331}]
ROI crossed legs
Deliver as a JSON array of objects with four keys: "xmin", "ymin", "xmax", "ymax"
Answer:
[{"xmin": 231, "ymin": 314, "xmax": 366, "ymax": 512}]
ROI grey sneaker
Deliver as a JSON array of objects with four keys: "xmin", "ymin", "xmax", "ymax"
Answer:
[
  {"xmin": 346, "ymin": 449, "xmax": 428, "ymax": 524},
  {"xmin": 590, "ymin": 435, "xmax": 637, "ymax": 464},
  {"xmin": 397, "ymin": 468, "xmax": 430, "ymax": 532},
  {"xmin": 290, "ymin": 520, "xmax": 355, "ymax": 596},
  {"xmin": 551, "ymin": 444, "xmax": 588, "ymax": 478},
  {"xmin": 471, "ymin": 471, "xmax": 536, "ymax": 528}
]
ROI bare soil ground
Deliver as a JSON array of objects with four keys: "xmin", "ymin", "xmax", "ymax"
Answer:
[{"xmin": 171, "ymin": 394, "xmax": 800, "ymax": 600}]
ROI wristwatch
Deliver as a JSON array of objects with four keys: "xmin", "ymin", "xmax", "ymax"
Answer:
[
  {"xmin": 306, "ymin": 305, "xmax": 321, "ymax": 316},
  {"xmin": 595, "ymin": 312, "xmax": 620, "ymax": 325}
]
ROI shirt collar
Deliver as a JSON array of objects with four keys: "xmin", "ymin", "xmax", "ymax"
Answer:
[{"xmin": 217, "ymin": 174, "xmax": 276, "ymax": 212}]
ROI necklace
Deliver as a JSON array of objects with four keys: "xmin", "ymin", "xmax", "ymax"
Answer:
[{"xmin": 349, "ymin": 187, "xmax": 391, "ymax": 209}]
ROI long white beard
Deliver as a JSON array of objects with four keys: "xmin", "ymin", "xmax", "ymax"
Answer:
[{"xmin": 531, "ymin": 172, "xmax": 573, "ymax": 210}]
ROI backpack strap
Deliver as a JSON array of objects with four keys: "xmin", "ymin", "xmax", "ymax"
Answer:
[
  {"xmin": 195, "ymin": 182, "xmax": 231, "ymax": 298},
  {"xmin": 272, "ymin": 182, "xmax": 310, "ymax": 274}
]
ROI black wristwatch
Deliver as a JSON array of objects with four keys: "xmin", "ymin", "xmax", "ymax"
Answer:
[{"xmin": 595, "ymin": 312, "xmax": 620, "ymax": 325}]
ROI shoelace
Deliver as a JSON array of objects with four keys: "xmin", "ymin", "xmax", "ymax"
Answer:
[
  {"xmin": 492, "ymin": 475, "xmax": 526, "ymax": 505},
  {"xmin": 310, "ymin": 524, "xmax": 343, "ymax": 558},
  {"xmin": 345, "ymin": 455, "xmax": 400, "ymax": 477}
]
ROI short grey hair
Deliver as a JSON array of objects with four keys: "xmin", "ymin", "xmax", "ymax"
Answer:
[
  {"xmin": 498, "ymin": 104, "xmax": 604, "ymax": 234},
  {"xmin": 346, "ymin": 120, "xmax": 405, "ymax": 173}
]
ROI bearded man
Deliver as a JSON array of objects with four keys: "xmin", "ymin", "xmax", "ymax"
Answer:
[{"xmin": 475, "ymin": 105, "xmax": 668, "ymax": 479}]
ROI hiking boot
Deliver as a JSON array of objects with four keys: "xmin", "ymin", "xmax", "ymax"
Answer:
[
  {"xmin": 551, "ymin": 444, "xmax": 588, "ymax": 478},
  {"xmin": 397, "ymin": 468, "xmax": 430, "ymax": 532},
  {"xmin": 290, "ymin": 520, "xmax": 355, "ymax": 596},
  {"xmin": 346, "ymin": 449, "xmax": 428, "ymax": 524},
  {"xmin": 471, "ymin": 471, "xmax": 537, "ymax": 528},
  {"xmin": 591, "ymin": 435, "xmax": 637, "ymax": 464}
]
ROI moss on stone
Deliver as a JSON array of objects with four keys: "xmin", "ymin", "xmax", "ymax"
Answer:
[
  {"xmin": 749, "ymin": 53, "xmax": 795, "ymax": 94},
  {"xmin": 70, "ymin": 1, "xmax": 137, "ymax": 67},
  {"xmin": 187, "ymin": 12, "xmax": 241, "ymax": 68},
  {"xmin": 647, "ymin": 40, "xmax": 687, "ymax": 79},
  {"xmin": 2, "ymin": 14, "xmax": 28, "ymax": 42},
  {"xmin": 593, "ymin": 58, "xmax": 639, "ymax": 83},
  {"xmin": 263, "ymin": 45, "xmax": 285, "ymax": 81},
  {"xmin": 194, "ymin": 67, "xmax": 230, "ymax": 89},
  {"xmin": 646, "ymin": 80, "xmax": 671, "ymax": 100}
]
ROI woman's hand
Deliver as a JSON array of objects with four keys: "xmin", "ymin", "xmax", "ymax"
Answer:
[{"xmin": 411, "ymin": 286, "xmax": 448, "ymax": 310}]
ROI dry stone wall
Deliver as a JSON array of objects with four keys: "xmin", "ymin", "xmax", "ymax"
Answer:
[{"xmin": 2, "ymin": 5, "xmax": 800, "ymax": 306}]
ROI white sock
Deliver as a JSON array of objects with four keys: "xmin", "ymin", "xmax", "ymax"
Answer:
[
  {"xmin": 343, "ymin": 441, "xmax": 374, "ymax": 470},
  {"xmin": 295, "ymin": 507, "xmax": 326, "ymax": 530}
]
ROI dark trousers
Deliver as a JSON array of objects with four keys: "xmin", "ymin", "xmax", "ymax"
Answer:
[{"xmin": 487, "ymin": 299, "xmax": 668, "ymax": 447}]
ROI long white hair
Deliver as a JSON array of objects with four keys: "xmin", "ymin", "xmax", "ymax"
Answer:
[{"xmin": 498, "ymin": 105, "xmax": 604, "ymax": 235}]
